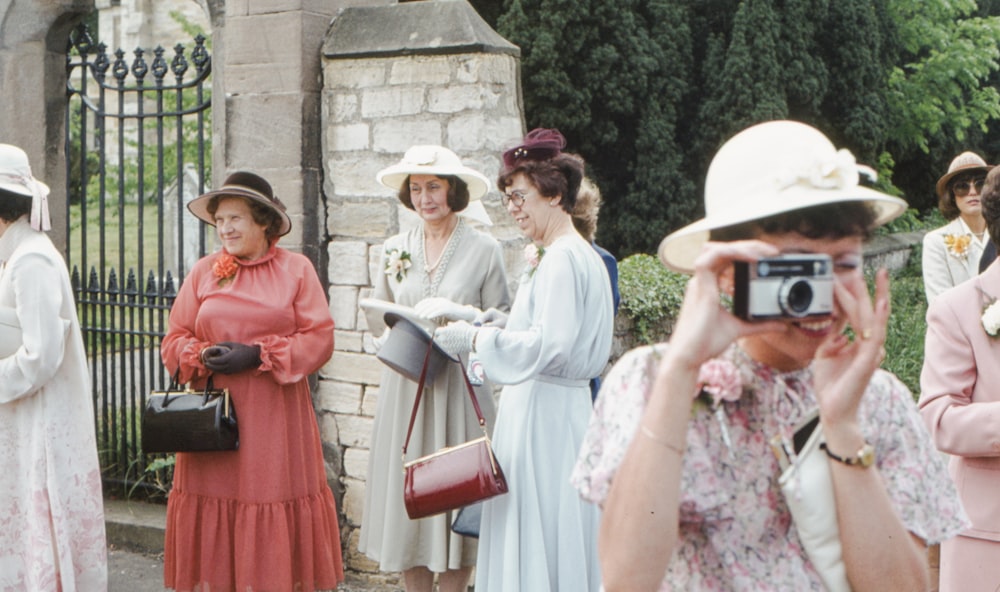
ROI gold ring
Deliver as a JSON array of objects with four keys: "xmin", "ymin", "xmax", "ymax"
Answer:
[{"xmin": 861, "ymin": 329, "xmax": 872, "ymax": 340}]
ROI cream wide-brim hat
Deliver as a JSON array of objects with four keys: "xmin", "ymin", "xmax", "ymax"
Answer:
[
  {"xmin": 377, "ymin": 145, "xmax": 491, "ymax": 203},
  {"xmin": 658, "ymin": 120, "xmax": 908, "ymax": 274},
  {"xmin": 187, "ymin": 171, "xmax": 292, "ymax": 236}
]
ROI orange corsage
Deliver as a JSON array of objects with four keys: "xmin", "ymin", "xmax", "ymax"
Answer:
[
  {"xmin": 943, "ymin": 233, "xmax": 971, "ymax": 261},
  {"xmin": 213, "ymin": 251, "xmax": 239, "ymax": 286}
]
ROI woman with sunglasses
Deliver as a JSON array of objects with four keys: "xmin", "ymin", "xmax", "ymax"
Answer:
[{"xmin": 922, "ymin": 152, "xmax": 994, "ymax": 303}]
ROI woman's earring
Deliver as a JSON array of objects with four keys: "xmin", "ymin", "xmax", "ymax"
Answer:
[{"xmin": 549, "ymin": 199, "xmax": 559, "ymax": 207}]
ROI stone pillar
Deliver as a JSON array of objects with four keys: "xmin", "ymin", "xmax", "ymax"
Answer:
[
  {"xmin": 211, "ymin": 1, "xmax": 344, "ymax": 266},
  {"xmin": 0, "ymin": 0, "xmax": 96, "ymax": 252},
  {"xmin": 320, "ymin": 0, "xmax": 524, "ymax": 580}
]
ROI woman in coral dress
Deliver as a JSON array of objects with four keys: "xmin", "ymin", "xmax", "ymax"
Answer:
[{"xmin": 160, "ymin": 172, "xmax": 343, "ymax": 591}]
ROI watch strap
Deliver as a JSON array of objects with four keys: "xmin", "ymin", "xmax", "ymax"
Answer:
[{"xmin": 820, "ymin": 441, "xmax": 874, "ymax": 468}]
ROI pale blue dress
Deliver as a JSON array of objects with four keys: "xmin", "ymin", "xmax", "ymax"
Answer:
[{"xmin": 473, "ymin": 233, "xmax": 613, "ymax": 592}]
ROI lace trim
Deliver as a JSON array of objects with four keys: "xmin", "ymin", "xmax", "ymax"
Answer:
[{"xmin": 418, "ymin": 218, "xmax": 466, "ymax": 297}]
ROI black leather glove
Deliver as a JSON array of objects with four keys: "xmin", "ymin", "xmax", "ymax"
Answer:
[{"xmin": 203, "ymin": 341, "xmax": 262, "ymax": 374}]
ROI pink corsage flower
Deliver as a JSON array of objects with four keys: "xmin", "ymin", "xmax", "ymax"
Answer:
[
  {"xmin": 696, "ymin": 358, "xmax": 742, "ymax": 458},
  {"xmin": 697, "ymin": 358, "xmax": 742, "ymax": 406},
  {"xmin": 524, "ymin": 243, "xmax": 545, "ymax": 276}
]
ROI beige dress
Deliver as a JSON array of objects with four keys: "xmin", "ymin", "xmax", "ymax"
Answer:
[{"xmin": 358, "ymin": 218, "xmax": 510, "ymax": 572}]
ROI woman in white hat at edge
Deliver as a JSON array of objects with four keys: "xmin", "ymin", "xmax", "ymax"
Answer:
[
  {"xmin": 358, "ymin": 146, "xmax": 511, "ymax": 592},
  {"xmin": 0, "ymin": 144, "xmax": 108, "ymax": 590},
  {"xmin": 570, "ymin": 121, "xmax": 967, "ymax": 591}
]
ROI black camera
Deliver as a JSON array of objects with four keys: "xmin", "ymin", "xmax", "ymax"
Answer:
[{"xmin": 733, "ymin": 254, "xmax": 834, "ymax": 321}]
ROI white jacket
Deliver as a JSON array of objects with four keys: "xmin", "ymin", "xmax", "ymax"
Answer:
[{"xmin": 922, "ymin": 217, "xmax": 989, "ymax": 304}]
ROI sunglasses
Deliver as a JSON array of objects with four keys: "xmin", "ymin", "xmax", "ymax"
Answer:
[{"xmin": 952, "ymin": 178, "xmax": 985, "ymax": 198}]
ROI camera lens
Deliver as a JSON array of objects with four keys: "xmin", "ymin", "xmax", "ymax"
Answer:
[{"xmin": 779, "ymin": 279, "xmax": 813, "ymax": 316}]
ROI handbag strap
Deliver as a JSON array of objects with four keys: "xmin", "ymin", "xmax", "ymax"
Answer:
[
  {"xmin": 163, "ymin": 369, "xmax": 218, "ymax": 406},
  {"xmin": 401, "ymin": 336, "xmax": 488, "ymax": 458}
]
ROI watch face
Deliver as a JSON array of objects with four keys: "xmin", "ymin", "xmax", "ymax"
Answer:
[{"xmin": 858, "ymin": 444, "xmax": 875, "ymax": 467}]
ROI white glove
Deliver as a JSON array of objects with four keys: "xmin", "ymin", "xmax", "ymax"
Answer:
[
  {"xmin": 474, "ymin": 307, "xmax": 509, "ymax": 329},
  {"xmin": 372, "ymin": 329, "xmax": 391, "ymax": 352},
  {"xmin": 414, "ymin": 297, "xmax": 478, "ymax": 323},
  {"xmin": 433, "ymin": 321, "xmax": 478, "ymax": 357}
]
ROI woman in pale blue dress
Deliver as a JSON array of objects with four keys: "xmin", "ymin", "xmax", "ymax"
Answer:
[{"xmin": 436, "ymin": 128, "xmax": 613, "ymax": 591}]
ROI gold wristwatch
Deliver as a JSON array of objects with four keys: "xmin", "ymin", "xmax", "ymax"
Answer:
[{"xmin": 821, "ymin": 442, "xmax": 875, "ymax": 468}]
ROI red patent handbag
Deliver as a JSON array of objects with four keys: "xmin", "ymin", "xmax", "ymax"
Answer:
[{"xmin": 402, "ymin": 337, "xmax": 508, "ymax": 520}]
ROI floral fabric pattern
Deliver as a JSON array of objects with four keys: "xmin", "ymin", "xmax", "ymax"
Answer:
[{"xmin": 572, "ymin": 343, "xmax": 968, "ymax": 591}]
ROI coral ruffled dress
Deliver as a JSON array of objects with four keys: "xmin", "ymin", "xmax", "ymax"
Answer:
[{"xmin": 161, "ymin": 245, "xmax": 343, "ymax": 592}]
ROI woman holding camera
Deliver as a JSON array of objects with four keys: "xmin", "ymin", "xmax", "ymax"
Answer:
[{"xmin": 572, "ymin": 121, "xmax": 966, "ymax": 591}]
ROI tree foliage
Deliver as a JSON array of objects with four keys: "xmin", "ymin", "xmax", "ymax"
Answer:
[{"xmin": 490, "ymin": 0, "xmax": 1000, "ymax": 256}]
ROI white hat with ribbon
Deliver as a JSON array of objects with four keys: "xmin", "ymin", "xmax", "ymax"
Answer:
[
  {"xmin": 0, "ymin": 144, "xmax": 51, "ymax": 231},
  {"xmin": 377, "ymin": 145, "xmax": 491, "ymax": 202},
  {"xmin": 658, "ymin": 120, "xmax": 908, "ymax": 273}
]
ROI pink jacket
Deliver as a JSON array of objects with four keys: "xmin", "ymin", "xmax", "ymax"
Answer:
[{"xmin": 919, "ymin": 261, "xmax": 1000, "ymax": 541}]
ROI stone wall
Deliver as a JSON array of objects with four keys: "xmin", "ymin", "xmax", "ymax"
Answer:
[{"xmin": 318, "ymin": 1, "xmax": 524, "ymax": 580}]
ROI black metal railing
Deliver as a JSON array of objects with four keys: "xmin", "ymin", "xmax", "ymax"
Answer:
[{"xmin": 65, "ymin": 22, "xmax": 211, "ymax": 497}]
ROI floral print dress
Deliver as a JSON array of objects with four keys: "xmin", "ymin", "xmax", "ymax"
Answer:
[{"xmin": 571, "ymin": 343, "xmax": 968, "ymax": 591}]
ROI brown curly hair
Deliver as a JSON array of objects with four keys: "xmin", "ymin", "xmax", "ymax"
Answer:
[{"xmin": 497, "ymin": 153, "xmax": 585, "ymax": 214}]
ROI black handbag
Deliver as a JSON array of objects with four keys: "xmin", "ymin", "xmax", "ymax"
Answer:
[{"xmin": 142, "ymin": 374, "xmax": 239, "ymax": 453}]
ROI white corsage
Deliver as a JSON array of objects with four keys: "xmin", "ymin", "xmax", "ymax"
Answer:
[
  {"xmin": 982, "ymin": 299, "xmax": 1000, "ymax": 337},
  {"xmin": 384, "ymin": 248, "xmax": 412, "ymax": 282}
]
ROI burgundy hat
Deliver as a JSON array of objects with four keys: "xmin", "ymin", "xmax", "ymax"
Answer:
[{"xmin": 502, "ymin": 128, "xmax": 567, "ymax": 168}]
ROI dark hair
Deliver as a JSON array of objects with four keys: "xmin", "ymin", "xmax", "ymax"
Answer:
[
  {"xmin": 497, "ymin": 153, "xmax": 585, "ymax": 214},
  {"xmin": 206, "ymin": 195, "xmax": 284, "ymax": 241},
  {"xmin": 710, "ymin": 202, "xmax": 878, "ymax": 242},
  {"xmin": 939, "ymin": 171, "xmax": 986, "ymax": 220},
  {"xmin": 981, "ymin": 167, "xmax": 1000, "ymax": 242},
  {"xmin": 0, "ymin": 188, "xmax": 32, "ymax": 223},
  {"xmin": 397, "ymin": 174, "xmax": 470, "ymax": 213}
]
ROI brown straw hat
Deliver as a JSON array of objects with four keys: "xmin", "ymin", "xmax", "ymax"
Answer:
[
  {"xmin": 935, "ymin": 151, "xmax": 992, "ymax": 199},
  {"xmin": 187, "ymin": 171, "xmax": 292, "ymax": 236}
]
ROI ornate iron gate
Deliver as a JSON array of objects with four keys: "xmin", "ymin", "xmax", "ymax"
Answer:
[{"xmin": 65, "ymin": 23, "xmax": 212, "ymax": 497}]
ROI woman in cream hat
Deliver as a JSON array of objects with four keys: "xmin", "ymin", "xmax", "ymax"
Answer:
[
  {"xmin": 359, "ymin": 146, "xmax": 510, "ymax": 592},
  {"xmin": 161, "ymin": 171, "xmax": 344, "ymax": 591},
  {"xmin": 922, "ymin": 151, "xmax": 994, "ymax": 303},
  {"xmin": 571, "ymin": 121, "xmax": 967, "ymax": 590},
  {"xmin": 0, "ymin": 144, "xmax": 107, "ymax": 589}
]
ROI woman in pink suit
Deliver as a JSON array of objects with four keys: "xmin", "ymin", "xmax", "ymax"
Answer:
[{"xmin": 920, "ymin": 163, "xmax": 1000, "ymax": 592}]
